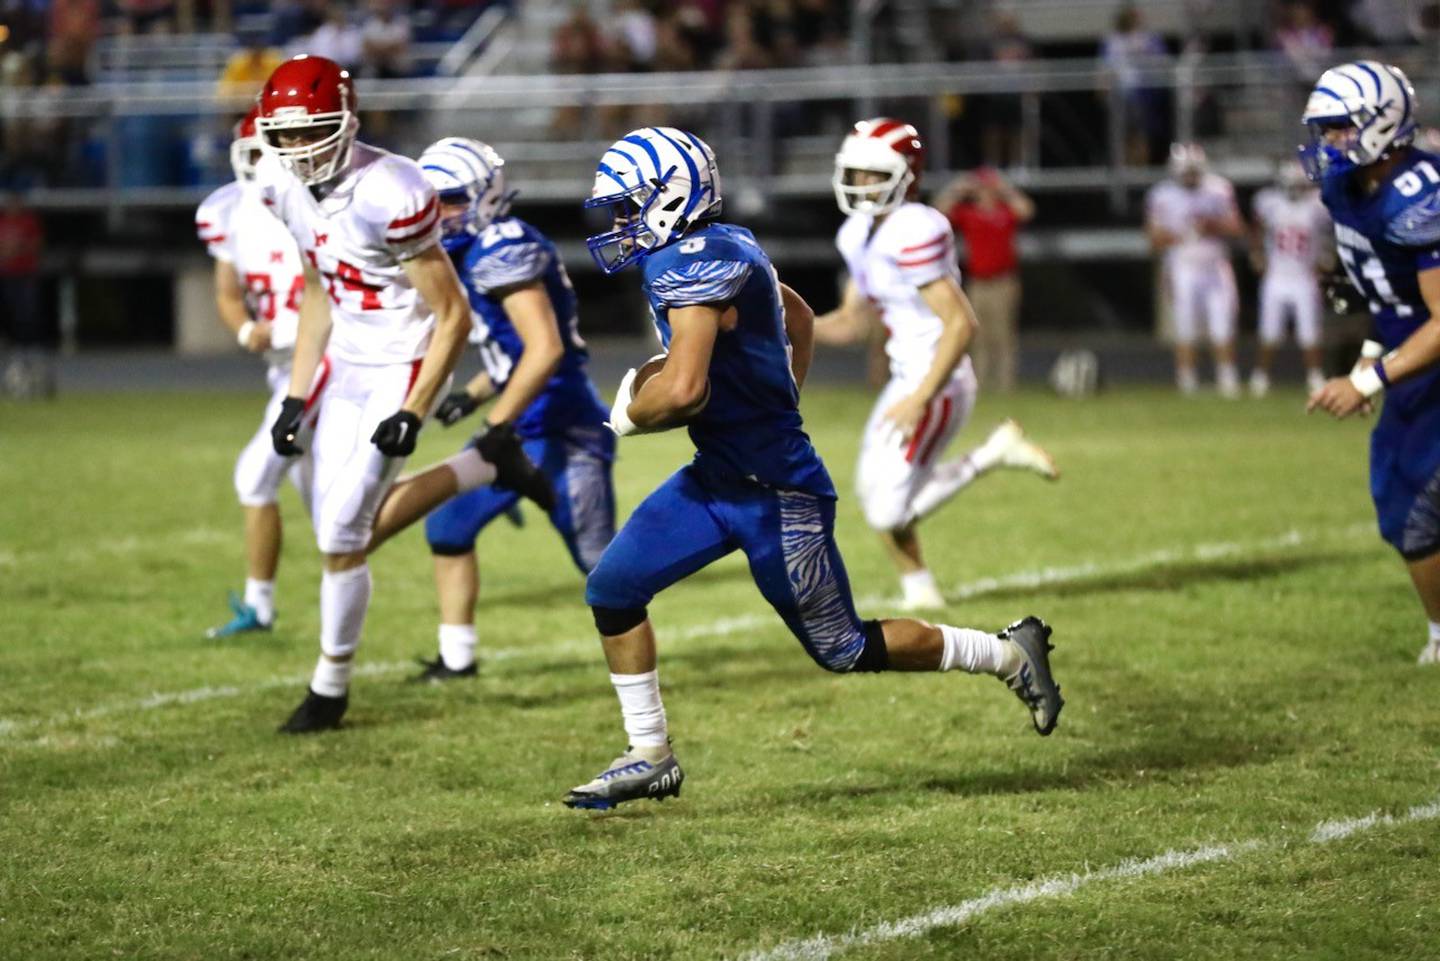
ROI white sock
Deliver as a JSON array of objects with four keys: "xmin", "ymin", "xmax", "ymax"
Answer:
[
  {"xmin": 1217, "ymin": 362, "xmax": 1239, "ymax": 390},
  {"xmin": 901, "ymin": 569, "xmax": 940, "ymax": 598},
  {"xmin": 610, "ymin": 670, "xmax": 669, "ymax": 750},
  {"xmin": 320, "ymin": 564, "xmax": 371, "ymax": 660},
  {"xmin": 908, "ymin": 456, "xmax": 981, "ymax": 520},
  {"xmin": 938, "ymin": 623, "xmax": 1014, "ymax": 676},
  {"xmin": 444, "ymin": 448, "xmax": 498, "ymax": 493},
  {"xmin": 311, "ymin": 656, "xmax": 353, "ymax": 698},
  {"xmin": 244, "ymin": 578, "xmax": 275, "ymax": 624},
  {"xmin": 438, "ymin": 623, "xmax": 477, "ymax": 670},
  {"xmin": 1177, "ymin": 366, "xmax": 1199, "ymax": 393},
  {"xmin": 1429, "ymin": 621, "xmax": 1440, "ymax": 644}
]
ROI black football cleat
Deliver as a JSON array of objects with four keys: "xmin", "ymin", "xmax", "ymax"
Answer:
[
  {"xmin": 473, "ymin": 423, "xmax": 555, "ymax": 513},
  {"xmin": 999, "ymin": 616, "xmax": 1064, "ymax": 736},
  {"xmin": 409, "ymin": 656, "xmax": 478, "ymax": 683},
  {"xmin": 278, "ymin": 688, "xmax": 348, "ymax": 734}
]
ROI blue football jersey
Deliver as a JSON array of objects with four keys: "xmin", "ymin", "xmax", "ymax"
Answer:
[
  {"xmin": 640, "ymin": 222, "xmax": 835, "ymax": 497},
  {"xmin": 1322, "ymin": 148, "xmax": 1440, "ymax": 413},
  {"xmin": 453, "ymin": 216, "xmax": 609, "ymax": 445}
]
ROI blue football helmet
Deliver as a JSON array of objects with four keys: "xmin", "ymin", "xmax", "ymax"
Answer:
[
  {"xmin": 584, "ymin": 127, "xmax": 722, "ymax": 274},
  {"xmin": 1299, "ymin": 60, "xmax": 1416, "ymax": 182},
  {"xmin": 417, "ymin": 137, "xmax": 516, "ymax": 252}
]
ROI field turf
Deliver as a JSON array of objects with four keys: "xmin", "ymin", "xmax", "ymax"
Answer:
[{"xmin": 2, "ymin": 384, "xmax": 1437, "ymax": 960}]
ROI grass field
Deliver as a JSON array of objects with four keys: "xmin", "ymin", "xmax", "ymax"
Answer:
[{"xmin": 2, "ymin": 384, "xmax": 1438, "ymax": 961}]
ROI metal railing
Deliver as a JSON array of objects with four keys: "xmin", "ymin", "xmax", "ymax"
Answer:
[{"xmin": 4, "ymin": 45, "xmax": 1438, "ymax": 220}]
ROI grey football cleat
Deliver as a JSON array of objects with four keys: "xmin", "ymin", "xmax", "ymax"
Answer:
[
  {"xmin": 563, "ymin": 747, "xmax": 684, "ymax": 810},
  {"xmin": 1000, "ymin": 616, "xmax": 1064, "ymax": 736}
]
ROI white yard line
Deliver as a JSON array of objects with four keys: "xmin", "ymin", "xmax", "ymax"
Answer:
[
  {"xmin": 0, "ymin": 526, "xmax": 233, "ymax": 570},
  {"xmin": 740, "ymin": 798, "xmax": 1440, "ymax": 961},
  {"xmin": 0, "ymin": 524, "xmax": 1377, "ymax": 739}
]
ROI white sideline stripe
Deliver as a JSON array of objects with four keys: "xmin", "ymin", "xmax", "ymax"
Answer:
[
  {"xmin": 740, "ymin": 798, "xmax": 1440, "ymax": 961},
  {"xmin": 0, "ymin": 526, "xmax": 232, "ymax": 569},
  {"xmin": 0, "ymin": 524, "xmax": 1376, "ymax": 739},
  {"xmin": 0, "ymin": 661, "xmax": 411, "ymax": 738}
]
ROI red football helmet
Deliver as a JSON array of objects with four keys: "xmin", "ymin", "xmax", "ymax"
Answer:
[
  {"xmin": 255, "ymin": 55, "xmax": 359, "ymax": 186},
  {"xmin": 230, "ymin": 104, "xmax": 263, "ymax": 183},
  {"xmin": 832, "ymin": 118, "xmax": 926, "ymax": 216}
]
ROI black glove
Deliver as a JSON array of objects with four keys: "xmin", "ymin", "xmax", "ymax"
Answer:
[
  {"xmin": 370, "ymin": 410, "xmax": 422, "ymax": 457},
  {"xmin": 435, "ymin": 390, "xmax": 480, "ymax": 427},
  {"xmin": 1322, "ymin": 273, "xmax": 1362, "ymax": 314},
  {"xmin": 270, "ymin": 396, "xmax": 307, "ymax": 456}
]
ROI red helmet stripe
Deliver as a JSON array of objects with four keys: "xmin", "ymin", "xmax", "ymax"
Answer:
[{"xmin": 864, "ymin": 119, "xmax": 906, "ymax": 140}]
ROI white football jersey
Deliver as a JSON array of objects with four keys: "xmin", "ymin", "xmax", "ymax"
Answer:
[
  {"xmin": 1146, "ymin": 174, "xmax": 1239, "ymax": 268},
  {"xmin": 255, "ymin": 142, "xmax": 441, "ymax": 365},
  {"xmin": 836, "ymin": 201, "xmax": 967, "ymax": 385},
  {"xmin": 1252, "ymin": 187, "xmax": 1331, "ymax": 278},
  {"xmin": 196, "ymin": 180, "xmax": 305, "ymax": 366}
]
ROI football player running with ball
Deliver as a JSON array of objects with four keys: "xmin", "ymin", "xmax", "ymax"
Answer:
[
  {"xmin": 406, "ymin": 137, "xmax": 615, "ymax": 681},
  {"xmin": 564, "ymin": 127, "xmax": 1064, "ymax": 811},
  {"xmin": 197, "ymin": 106, "xmax": 316, "ymax": 638},
  {"xmin": 253, "ymin": 56, "xmax": 551, "ymax": 732},
  {"xmin": 1303, "ymin": 61, "xmax": 1440, "ymax": 665},
  {"xmin": 816, "ymin": 118, "xmax": 1058, "ymax": 611}
]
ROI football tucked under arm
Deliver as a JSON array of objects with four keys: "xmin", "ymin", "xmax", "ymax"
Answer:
[{"xmin": 631, "ymin": 354, "xmax": 711, "ymax": 414}]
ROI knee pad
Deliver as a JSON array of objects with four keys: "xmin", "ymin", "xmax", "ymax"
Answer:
[
  {"xmin": 591, "ymin": 605, "xmax": 648, "ymax": 637},
  {"xmin": 848, "ymin": 619, "xmax": 890, "ymax": 673}
]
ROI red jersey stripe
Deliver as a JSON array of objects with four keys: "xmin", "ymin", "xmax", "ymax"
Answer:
[
  {"xmin": 387, "ymin": 195, "xmax": 438, "ymax": 230},
  {"xmin": 897, "ymin": 250, "xmax": 948, "ymax": 268},
  {"xmin": 900, "ymin": 235, "xmax": 947, "ymax": 254}
]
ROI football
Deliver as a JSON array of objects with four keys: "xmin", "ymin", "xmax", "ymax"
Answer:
[{"xmin": 631, "ymin": 353, "xmax": 711, "ymax": 415}]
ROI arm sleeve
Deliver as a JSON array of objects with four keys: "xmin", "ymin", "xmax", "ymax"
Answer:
[
  {"xmin": 649, "ymin": 259, "xmax": 752, "ymax": 307},
  {"xmin": 375, "ymin": 164, "xmax": 441, "ymax": 261},
  {"xmin": 1387, "ymin": 192, "xmax": 1440, "ymax": 247},
  {"xmin": 469, "ymin": 242, "xmax": 549, "ymax": 294},
  {"xmin": 195, "ymin": 189, "xmax": 236, "ymax": 263},
  {"xmin": 889, "ymin": 220, "xmax": 956, "ymax": 288}
]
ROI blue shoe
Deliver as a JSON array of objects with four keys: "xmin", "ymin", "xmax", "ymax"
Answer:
[{"xmin": 206, "ymin": 591, "xmax": 272, "ymax": 639}]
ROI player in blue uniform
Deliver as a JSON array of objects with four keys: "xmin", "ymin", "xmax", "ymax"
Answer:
[
  {"xmin": 410, "ymin": 137, "xmax": 616, "ymax": 680},
  {"xmin": 1303, "ymin": 61, "xmax": 1440, "ymax": 665},
  {"xmin": 562, "ymin": 127, "xmax": 1064, "ymax": 810}
]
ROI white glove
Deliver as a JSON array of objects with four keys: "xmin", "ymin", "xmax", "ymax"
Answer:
[{"xmin": 606, "ymin": 366, "xmax": 639, "ymax": 437}]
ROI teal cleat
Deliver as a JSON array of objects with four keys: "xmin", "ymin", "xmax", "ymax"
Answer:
[{"xmin": 206, "ymin": 591, "xmax": 272, "ymax": 639}]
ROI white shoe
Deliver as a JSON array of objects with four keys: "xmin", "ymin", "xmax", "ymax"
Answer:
[
  {"xmin": 1249, "ymin": 370, "xmax": 1270, "ymax": 398},
  {"xmin": 1418, "ymin": 640, "xmax": 1440, "ymax": 666},
  {"xmin": 1306, "ymin": 369, "xmax": 1327, "ymax": 395},
  {"xmin": 981, "ymin": 419, "xmax": 1059, "ymax": 480},
  {"xmin": 1177, "ymin": 369, "xmax": 1200, "ymax": 395},
  {"xmin": 900, "ymin": 582, "xmax": 947, "ymax": 611}
]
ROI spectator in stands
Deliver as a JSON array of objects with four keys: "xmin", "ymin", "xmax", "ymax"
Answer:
[
  {"xmin": 291, "ymin": 2, "xmax": 363, "ymax": 69},
  {"xmin": 935, "ymin": 167, "xmax": 1035, "ymax": 393},
  {"xmin": 550, "ymin": 2, "xmax": 612, "ymax": 135},
  {"xmin": 791, "ymin": 0, "xmax": 848, "ymax": 66},
  {"xmin": 47, "ymin": 0, "xmax": 100, "ymax": 85},
  {"xmin": 715, "ymin": 2, "xmax": 774, "ymax": 71},
  {"xmin": 360, "ymin": 0, "xmax": 412, "ymax": 79},
  {"xmin": 1100, "ymin": 4, "xmax": 1167, "ymax": 166},
  {"xmin": 1274, "ymin": 2, "xmax": 1334, "ymax": 82},
  {"xmin": 271, "ymin": 0, "xmax": 329, "ymax": 47},
  {"xmin": 0, "ymin": 190, "xmax": 51, "ymax": 399},
  {"xmin": 980, "ymin": 11, "xmax": 1032, "ymax": 169},
  {"xmin": 611, "ymin": 0, "xmax": 657, "ymax": 72},
  {"xmin": 115, "ymin": 0, "xmax": 179, "ymax": 35},
  {"xmin": 216, "ymin": 25, "xmax": 284, "ymax": 101}
]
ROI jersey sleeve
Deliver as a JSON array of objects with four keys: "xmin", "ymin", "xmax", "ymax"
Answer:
[
  {"xmin": 649, "ymin": 257, "xmax": 752, "ymax": 307},
  {"xmin": 885, "ymin": 207, "xmax": 956, "ymax": 288},
  {"xmin": 1385, "ymin": 190, "xmax": 1440, "ymax": 249},
  {"xmin": 365, "ymin": 157, "xmax": 441, "ymax": 261},
  {"xmin": 195, "ymin": 185, "xmax": 238, "ymax": 263},
  {"xmin": 468, "ymin": 241, "xmax": 550, "ymax": 294}
]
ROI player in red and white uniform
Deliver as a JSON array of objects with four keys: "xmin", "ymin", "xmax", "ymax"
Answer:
[
  {"xmin": 1249, "ymin": 159, "xmax": 1333, "ymax": 396},
  {"xmin": 1146, "ymin": 143, "xmax": 1245, "ymax": 396},
  {"xmin": 197, "ymin": 106, "xmax": 314, "ymax": 639},
  {"xmin": 253, "ymin": 55, "xmax": 552, "ymax": 732},
  {"xmin": 815, "ymin": 118, "xmax": 1058, "ymax": 610}
]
